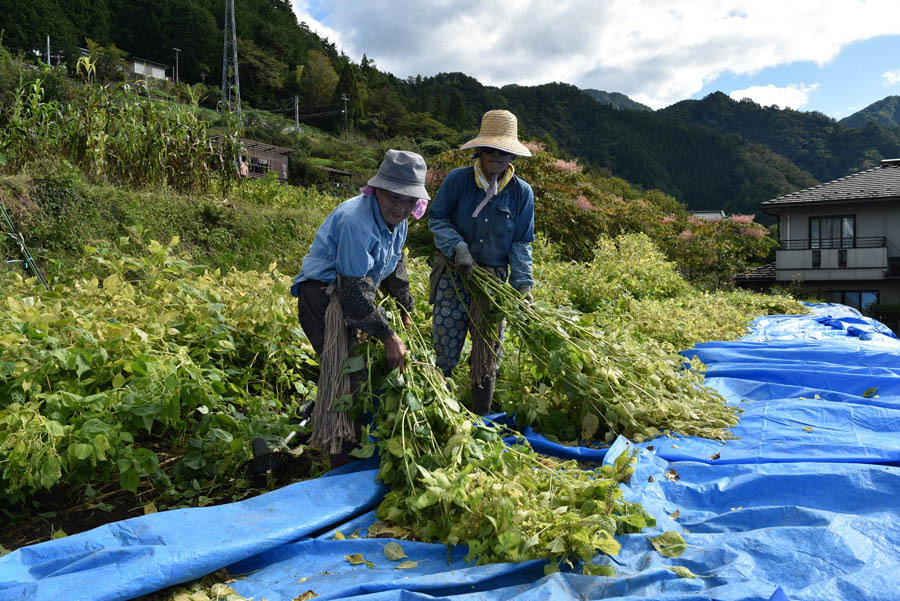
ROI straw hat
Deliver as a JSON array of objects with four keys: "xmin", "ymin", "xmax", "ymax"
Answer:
[
  {"xmin": 367, "ymin": 149, "xmax": 430, "ymax": 199},
  {"xmin": 460, "ymin": 109, "xmax": 532, "ymax": 157}
]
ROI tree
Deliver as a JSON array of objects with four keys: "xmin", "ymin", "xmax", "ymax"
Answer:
[
  {"xmin": 300, "ymin": 50, "xmax": 337, "ymax": 107},
  {"xmin": 237, "ymin": 37, "xmax": 286, "ymax": 108}
]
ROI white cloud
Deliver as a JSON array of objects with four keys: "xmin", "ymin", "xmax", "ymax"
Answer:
[
  {"xmin": 883, "ymin": 68, "xmax": 900, "ymax": 86},
  {"xmin": 728, "ymin": 83, "xmax": 819, "ymax": 109},
  {"xmin": 294, "ymin": 0, "xmax": 900, "ymax": 109}
]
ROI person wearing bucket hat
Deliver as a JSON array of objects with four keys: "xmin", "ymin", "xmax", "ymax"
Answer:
[
  {"xmin": 290, "ymin": 149, "xmax": 429, "ymax": 468},
  {"xmin": 428, "ymin": 109, "xmax": 535, "ymax": 416}
]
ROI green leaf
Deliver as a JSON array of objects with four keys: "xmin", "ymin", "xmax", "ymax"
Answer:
[
  {"xmin": 129, "ymin": 358, "xmax": 148, "ymax": 377},
  {"xmin": 403, "ymin": 391, "xmax": 423, "ymax": 411},
  {"xmin": 112, "ymin": 373, "xmax": 126, "ymax": 389},
  {"xmin": 668, "ymin": 565, "xmax": 699, "ymax": 578},
  {"xmin": 385, "ymin": 437, "xmax": 406, "ymax": 458},
  {"xmin": 383, "ymin": 541, "xmax": 407, "ymax": 561},
  {"xmin": 350, "ymin": 442, "xmax": 376, "ymax": 459},
  {"xmin": 331, "ymin": 394, "xmax": 354, "ymax": 413},
  {"xmin": 51, "ymin": 529, "xmax": 67, "ymax": 540},
  {"xmin": 0, "ymin": 544, "xmax": 10, "ymax": 557},
  {"xmin": 70, "ymin": 443, "xmax": 94, "ymax": 460},
  {"xmin": 40, "ymin": 455, "xmax": 62, "ymax": 490},
  {"xmin": 394, "ymin": 560, "xmax": 418, "ymax": 570},
  {"xmin": 341, "ymin": 355, "xmax": 365, "ymax": 375},
  {"xmin": 650, "ymin": 531, "xmax": 687, "ymax": 558},
  {"xmin": 583, "ymin": 563, "xmax": 616, "ymax": 576},
  {"xmin": 120, "ymin": 468, "xmax": 140, "ymax": 493}
]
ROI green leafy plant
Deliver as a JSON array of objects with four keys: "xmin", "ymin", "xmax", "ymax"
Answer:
[{"xmin": 0, "ymin": 235, "xmax": 316, "ymax": 508}]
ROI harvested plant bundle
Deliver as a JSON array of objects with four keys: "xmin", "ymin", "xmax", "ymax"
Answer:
[
  {"xmin": 361, "ymin": 319, "xmax": 655, "ymax": 572},
  {"xmin": 468, "ymin": 268, "xmax": 739, "ymax": 443}
]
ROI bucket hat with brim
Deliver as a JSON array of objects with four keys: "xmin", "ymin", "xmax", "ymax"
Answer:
[
  {"xmin": 367, "ymin": 149, "xmax": 430, "ymax": 199},
  {"xmin": 460, "ymin": 109, "xmax": 532, "ymax": 157}
]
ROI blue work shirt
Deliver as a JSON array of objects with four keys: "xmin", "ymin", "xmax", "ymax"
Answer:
[
  {"xmin": 290, "ymin": 192, "xmax": 407, "ymax": 296},
  {"xmin": 428, "ymin": 166, "xmax": 534, "ymax": 290}
]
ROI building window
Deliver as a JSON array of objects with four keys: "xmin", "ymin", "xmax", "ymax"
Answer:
[
  {"xmin": 810, "ymin": 215, "xmax": 855, "ymax": 249},
  {"xmin": 812, "ymin": 250, "xmax": 821, "ymax": 269},
  {"xmin": 838, "ymin": 249, "xmax": 848, "ymax": 268},
  {"xmin": 824, "ymin": 290, "xmax": 879, "ymax": 310}
]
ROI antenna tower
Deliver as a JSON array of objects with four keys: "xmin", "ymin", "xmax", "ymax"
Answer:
[{"xmin": 221, "ymin": 0, "xmax": 241, "ymax": 114}]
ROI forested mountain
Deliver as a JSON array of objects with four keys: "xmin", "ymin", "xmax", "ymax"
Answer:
[
  {"xmin": 661, "ymin": 92, "xmax": 900, "ymax": 182},
  {"xmin": 3, "ymin": 2, "xmax": 898, "ymax": 217},
  {"xmin": 0, "ymin": 0, "xmax": 338, "ymax": 109},
  {"xmin": 582, "ymin": 89, "xmax": 652, "ymax": 112},
  {"xmin": 840, "ymin": 96, "xmax": 900, "ymax": 129}
]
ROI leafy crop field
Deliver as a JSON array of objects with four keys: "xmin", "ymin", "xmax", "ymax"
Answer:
[{"xmin": 0, "ymin": 55, "xmax": 806, "ymax": 593}]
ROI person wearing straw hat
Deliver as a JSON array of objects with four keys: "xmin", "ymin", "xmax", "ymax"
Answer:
[
  {"xmin": 428, "ymin": 109, "xmax": 534, "ymax": 416},
  {"xmin": 290, "ymin": 149, "xmax": 430, "ymax": 467}
]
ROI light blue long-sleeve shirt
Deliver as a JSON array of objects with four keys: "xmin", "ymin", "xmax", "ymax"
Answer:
[
  {"xmin": 290, "ymin": 192, "xmax": 407, "ymax": 296},
  {"xmin": 428, "ymin": 166, "xmax": 534, "ymax": 290}
]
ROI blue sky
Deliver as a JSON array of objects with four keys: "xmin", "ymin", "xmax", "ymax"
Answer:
[
  {"xmin": 701, "ymin": 35, "xmax": 900, "ymax": 118},
  {"xmin": 294, "ymin": 1, "xmax": 900, "ymax": 119}
]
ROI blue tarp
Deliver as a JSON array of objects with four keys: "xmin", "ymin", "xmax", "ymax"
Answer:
[{"xmin": 3, "ymin": 302, "xmax": 900, "ymax": 601}]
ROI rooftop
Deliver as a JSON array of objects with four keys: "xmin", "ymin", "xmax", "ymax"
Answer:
[
  {"xmin": 763, "ymin": 159, "xmax": 900, "ymax": 208},
  {"xmin": 734, "ymin": 262, "xmax": 776, "ymax": 282}
]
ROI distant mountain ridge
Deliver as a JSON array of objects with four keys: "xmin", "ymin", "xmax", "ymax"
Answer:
[
  {"xmin": 840, "ymin": 96, "xmax": 900, "ymax": 128},
  {"xmin": 659, "ymin": 92, "xmax": 900, "ymax": 183},
  {"xmin": 582, "ymin": 89, "xmax": 652, "ymax": 112}
]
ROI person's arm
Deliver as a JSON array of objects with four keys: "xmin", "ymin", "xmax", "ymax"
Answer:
[
  {"xmin": 339, "ymin": 276, "xmax": 406, "ymax": 370},
  {"xmin": 380, "ymin": 252, "xmax": 414, "ymax": 317},
  {"xmin": 428, "ymin": 170, "xmax": 466, "ymax": 258},
  {"xmin": 508, "ymin": 182, "xmax": 535, "ymax": 291}
]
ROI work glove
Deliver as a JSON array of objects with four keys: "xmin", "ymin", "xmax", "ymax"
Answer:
[
  {"xmin": 516, "ymin": 285, "xmax": 534, "ymax": 305},
  {"xmin": 454, "ymin": 241, "xmax": 474, "ymax": 279}
]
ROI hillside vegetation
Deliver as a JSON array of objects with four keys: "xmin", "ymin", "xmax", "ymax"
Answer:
[{"xmin": 6, "ymin": 6, "xmax": 900, "ymax": 217}]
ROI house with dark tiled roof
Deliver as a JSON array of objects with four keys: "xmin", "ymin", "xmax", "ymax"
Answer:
[{"xmin": 758, "ymin": 158, "xmax": 900, "ymax": 309}]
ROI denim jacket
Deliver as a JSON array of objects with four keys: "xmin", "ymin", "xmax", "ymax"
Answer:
[
  {"xmin": 291, "ymin": 192, "xmax": 407, "ymax": 293},
  {"xmin": 428, "ymin": 166, "xmax": 534, "ymax": 290}
]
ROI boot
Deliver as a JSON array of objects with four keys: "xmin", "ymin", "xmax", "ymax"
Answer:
[{"xmin": 471, "ymin": 378, "xmax": 496, "ymax": 416}]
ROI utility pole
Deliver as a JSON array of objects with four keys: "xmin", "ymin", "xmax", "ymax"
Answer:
[
  {"xmin": 294, "ymin": 95, "xmax": 299, "ymax": 131},
  {"xmin": 341, "ymin": 93, "xmax": 349, "ymax": 142},
  {"xmin": 46, "ymin": 35, "xmax": 50, "ymax": 65},
  {"xmin": 172, "ymin": 47, "xmax": 181, "ymax": 85},
  {"xmin": 221, "ymin": 0, "xmax": 241, "ymax": 115}
]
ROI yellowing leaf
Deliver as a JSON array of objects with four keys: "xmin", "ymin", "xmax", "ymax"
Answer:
[
  {"xmin": 649, "ymin": 532, "xmax": 687, "ymax": 558},
  {"xmin": 581, "ymin": 413, "xmax": 600, "ymax": 440},
  {"xmin": 383, "ymin": 541, "xmax": 407, "ymax": 561},
  {"xmin": 802, "ymin": 426, "xmax": 813, "ymax": 433},
  {"xmin": 394, "ymin": 560, "xmax": 419, "ymax": 570},
  {"xmin": 292, "ymin": 591, "xmax": 317, "ymax": 601},
  {"xmin": 332, "ymin": 530, "xmax": 345, "ymax": 540},
  {"xmin": 862, "ymin": 387, "xmax": 879, "ymax": 398},
  {"xmin": 345, "ymin": 553, "xmax": 374, "ymax": 568},
  {"xmin": 668, "ymin": 565, "xmax": 699, "ymax": 578},
  {"xmin": 51, "ymin": 528, "xmax": 67, "ymax": 540}
]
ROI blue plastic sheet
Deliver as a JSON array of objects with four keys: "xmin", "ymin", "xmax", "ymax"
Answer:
[{"xmin": 3, "ymin": 303, "xmax": 900, "ymax": 601}]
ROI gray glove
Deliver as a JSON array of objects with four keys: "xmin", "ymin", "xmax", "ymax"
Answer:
[
  {"xmin": 516, "ymin": 285, "xmax": 533, "ymax": 305},
  {"xmin": 454, "ymin": 241, "xmax": 474, "ymax": 279}
]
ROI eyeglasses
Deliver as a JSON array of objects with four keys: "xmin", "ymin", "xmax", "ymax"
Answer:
[
  {"xmin": 480, "ymin": 147, "xmax": 515, "ymax": 158},
  {"xmin": 386, "ymin": 192, "xmax": 419, "ymax": 209}
]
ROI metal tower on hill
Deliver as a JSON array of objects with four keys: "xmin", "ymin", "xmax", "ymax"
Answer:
[{"xmin": 221, "ymin": 0, "xmax": 241, "ymax": 114}]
